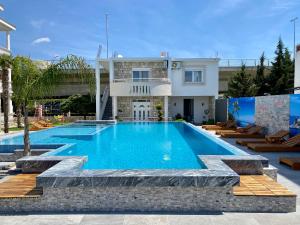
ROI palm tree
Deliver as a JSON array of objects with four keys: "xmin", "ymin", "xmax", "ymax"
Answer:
[
  {"xmin": 12, "ymin": 55, "xmax": 93, "ymax": 155},
  {"xmin": 0, "ymin": 54, "xmax": 13, "ymax": 133}
]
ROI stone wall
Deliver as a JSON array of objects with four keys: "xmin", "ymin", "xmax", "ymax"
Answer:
[
  {"xmin": 117, "ymin": 96, "xmax": 164, "ymax": 120},
  {"xmin": 0, "ymin": 186, "xmax": 295, "ymax": 213},
  {"xmin": 114, "ymin": 61, "xmax": 167, "ymax": 79},
  {"xmin": 255, "ymin": 95, "xmax": 290, "ymax": 134}
]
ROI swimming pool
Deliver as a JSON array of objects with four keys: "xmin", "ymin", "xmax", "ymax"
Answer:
[{"xmin": 0, "ymin": 122, "xmax": 245, "ymax": 169}]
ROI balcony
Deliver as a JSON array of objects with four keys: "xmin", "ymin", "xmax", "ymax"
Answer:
[{"xmin": 110, "ymin": 78, "xmax": 171, "ymax": 96}]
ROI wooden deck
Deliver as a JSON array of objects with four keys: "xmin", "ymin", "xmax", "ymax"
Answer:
[
  {"xmin": 233, "ymin": 175, "xmax": 296, "ymax": 197},
  {"xmin": 0, "ymin": 173, "xmax": 42, "ymax": 198}
]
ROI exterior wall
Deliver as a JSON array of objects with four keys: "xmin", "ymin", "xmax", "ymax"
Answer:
[
  {"xmin": 169, "ymin": 96, "xmax": 210, "ymax": 123},
  {"xmin": 171, "ymin": 60, "xmax": 219, "ymax": 98},
  {"xmin": 0, "ymin": 186, "xmax": 295, "ymax": 213},
  {"xmin": 295, "ymin": 45, "xmax": 300, "ymax": 93},
  {"xmin": 117, "ymin": 96, "xmax": 164, "ymax": 120},
  {"xmin": 114, "ymin": 61, "xmax": 167, "ymax": 79},
  {"xmin": 215, "ymin": 99, "xmax": 228, "ymax": 122},
  {"xmin": 255, "ymin": 95, "xmax": 290, "ymax": 134}
]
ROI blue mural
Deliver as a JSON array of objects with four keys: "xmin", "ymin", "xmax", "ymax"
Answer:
[
  {"xmin": 228, "ymin": 97, "xmax": 255, "ymax": 127},
  {"xmin": 289, "ymin": 94, "xmax": 300, "ymax": 136}
]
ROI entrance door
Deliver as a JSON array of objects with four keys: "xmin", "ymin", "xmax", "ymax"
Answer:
[
  {"xmin": 133, "ymin": 100, "xmax": 150, "ymax": 121},
  {"xmin": 184, "ymin": 99, "xmax": 194, "ymax": 122}
]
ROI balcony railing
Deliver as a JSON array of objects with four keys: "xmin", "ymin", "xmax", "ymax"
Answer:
[
  {"xmin": 110, "ymin": 78, "xmax": 171, "ymax": 96},
  {"xmin": 219, "ymin": 58, "xmax": 272, "ymax": 67}
]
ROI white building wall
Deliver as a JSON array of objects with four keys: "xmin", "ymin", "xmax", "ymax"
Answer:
[
  {"xmin": 169, "ymin": 96, "xmax": 210, "ymax": 123},
  {"xmin": 171, "ymin": 60, "xmax": 219, "ymax": 98},
  {"xmin": 295, "ymin": 45, "xmax": 300, "ymax": 94}
]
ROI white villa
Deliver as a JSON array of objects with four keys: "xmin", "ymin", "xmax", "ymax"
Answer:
[
  {"xmin": 96, "ymin": 54, "xmax": 219, "ymax": 124},
  {"xmin": 0, "ymin": 5, "xmax": 15, "ymax": 119}
]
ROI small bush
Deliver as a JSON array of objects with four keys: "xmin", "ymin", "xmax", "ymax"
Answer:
[
  {"xmin": 175, "ymin": 113, "xmax": 182, "ymax": 120},
  {"xmin": 155, "ymin": 104, "xmax": 163, "ymax": 121}
]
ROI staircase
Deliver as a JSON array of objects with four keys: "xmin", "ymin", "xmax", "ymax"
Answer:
[{"xmin": 102, "ymin": 96, "xmax": 112, "ymax": 120}]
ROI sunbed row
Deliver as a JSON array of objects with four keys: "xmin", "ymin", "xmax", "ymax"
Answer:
[{"xmin": 202, "ymin": 121, "xmax": 300, "ymax": 170}]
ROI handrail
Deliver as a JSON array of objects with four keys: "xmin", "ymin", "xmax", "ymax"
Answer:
[
  {"xmin": 219, "ymin": 58, "xmax": 272, "ymax": 67},
  {"xmin": 99, "ymin": 85, "xmax": 109, "ymax": 119},
  {"xmin": 113, "ymin": 78, "xmax": 171, "ymax": 83}
]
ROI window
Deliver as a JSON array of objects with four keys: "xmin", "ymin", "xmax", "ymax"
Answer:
[
  {"xmin": 132, "ymin": 69, "xmax": 150, "ymax": 82},
  {"xmin": 184, "ymin": 70, "xmax": 203, "ymax": 83}
]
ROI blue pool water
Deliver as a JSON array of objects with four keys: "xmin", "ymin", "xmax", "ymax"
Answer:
[{"xmin": 0, "ymin": 122, "xmax": 242, "ymax": 169}]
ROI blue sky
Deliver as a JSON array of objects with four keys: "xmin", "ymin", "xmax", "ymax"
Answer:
[{"xmin": 1, "ymin": 0, "xmax": 300, "ymax": 60}]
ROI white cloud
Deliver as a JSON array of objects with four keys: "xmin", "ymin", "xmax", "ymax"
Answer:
[
  {"xmin": 30, "ymin": 19, "xmax": 55, "ymax": 29},
  {"xmin": 32, "ymin": 37, "xmax": 51, "ymax": 45},
  {"xmin": 30, "ymin": 19, "xmax": 45, "ymax": 29}
]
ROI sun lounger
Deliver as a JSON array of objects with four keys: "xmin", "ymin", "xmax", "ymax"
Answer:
[
  {"xmin": 220, "ymin": 126, "xmax": 264, "ymax": 138},
  {"xmin": 279, "ymin": 157, "xmax": 300, "ymax": 170},
  {"xmin": 247, "ymin": 134, "xmax": 300, "ymax": 152},
  {"xmin": 236, "ymin": 130, "xmax": 289, "ymax": 146},
  {"xmin": 204, "ymin": 120, "xmax": 236, "ymax": 131},
  {"xmin": 216, "ymin": 124, "xmax": 254, "ymax": 135},
  {"xmin": 30, "ymin": 122, "xmax": 46, "ymax": 131},
  {"xmin": 37, "ymin": 120, "xmax": 53, "ymax": 127},
  {"xmin": 202, "ymin": 121, "xmax": 226, "ymax": 129}
]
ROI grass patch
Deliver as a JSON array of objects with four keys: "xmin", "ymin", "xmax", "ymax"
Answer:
[
  {"xmin": 52, "ymin": 121, "xmax": 71, "ymax": 126},
  {"xmin": 8, "ymin": 127, "xmax": 24, "ymax": 132}
]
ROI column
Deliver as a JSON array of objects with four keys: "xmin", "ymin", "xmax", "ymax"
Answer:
[
  {"xmin": 164, "ymin": 96, "xmax": 168, "ymax": 121},
  {"xmin": 6, "ymin": 32, "xmax": 10, "ymax": 51},
  {"xmin": 112, "ymin": 96, "xmax": 117, "ymax": 120},
  {"xmin": 95, "ymin": 59, "xmax": 101, "ymax": 120}
]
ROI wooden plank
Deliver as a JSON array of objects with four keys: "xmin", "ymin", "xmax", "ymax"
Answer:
[
  {"xmin": 234, "ymin": 175, "xmax": 296, "ymax": 197},
  {"xmin": 0, "ymin": 173, "xmax": 42, "ymax": 198}
]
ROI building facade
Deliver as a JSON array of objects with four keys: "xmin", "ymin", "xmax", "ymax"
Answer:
[
  {"xmin": 96, "ymin": 56, "xmax": 219, "ymax": 124},
  {"xmin": 0, "ymin": 5, "xmax": 16, "ymax": 121}
]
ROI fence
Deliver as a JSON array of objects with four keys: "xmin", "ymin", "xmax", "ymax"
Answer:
[{"xmin": 216, "ymin": 94, "xmax": 300, "ymax": 136}]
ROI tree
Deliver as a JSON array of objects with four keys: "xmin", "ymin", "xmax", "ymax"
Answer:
[
  {"xmin": 253, "ymin": 53, "xmax": 267, "ymax": 96},
  {"xmin": 61, "ymin": 94, "xmax": 95, "ymax": 120},
  {"xmin": 266, "ymin": 38, "xmax": 294, "ymax": 94},
  {"xmin": 12, "ymin": 55, "xmax": 93, "ymax": 155},
  {"xmin": 227, "ymin": 64, "xmax": 257, "ymax": 97},
  {"xmin": 283, "ymin": 48, "xmax": 294, "ymax": 91},
  {"xmin": 0, "ymin": 54, "xmax": 13, "ymax": 133}
]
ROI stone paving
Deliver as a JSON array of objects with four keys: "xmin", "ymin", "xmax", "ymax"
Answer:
[{"xmin": 1, "ymin": 130, "xmax": 300, "ymax": 224}]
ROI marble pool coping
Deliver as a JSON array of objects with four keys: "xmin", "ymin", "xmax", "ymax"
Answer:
[{"xmin": 16, "ymin": 154, "xmax": 268, "ymax": 188}]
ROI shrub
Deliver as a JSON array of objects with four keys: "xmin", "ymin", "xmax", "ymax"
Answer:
[{"xmin": 155, "ymin": 104, "xmax": 163, "ymax": 121}]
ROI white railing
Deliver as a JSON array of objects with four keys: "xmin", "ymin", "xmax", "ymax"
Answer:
[
  {"xmin": 113, "ymin": 78, "xmax": 171, "ymax": 83},
  {"xmin": 219, "ymin": 58, "xmax": 272, "ymax": 67},
  {"xmin": 111, "ymin": 78, "xmax": 171, "ymax": 96},
  {"xmin": 99, "ymin": 85, "xmax": 109, "ymax": 119}
]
